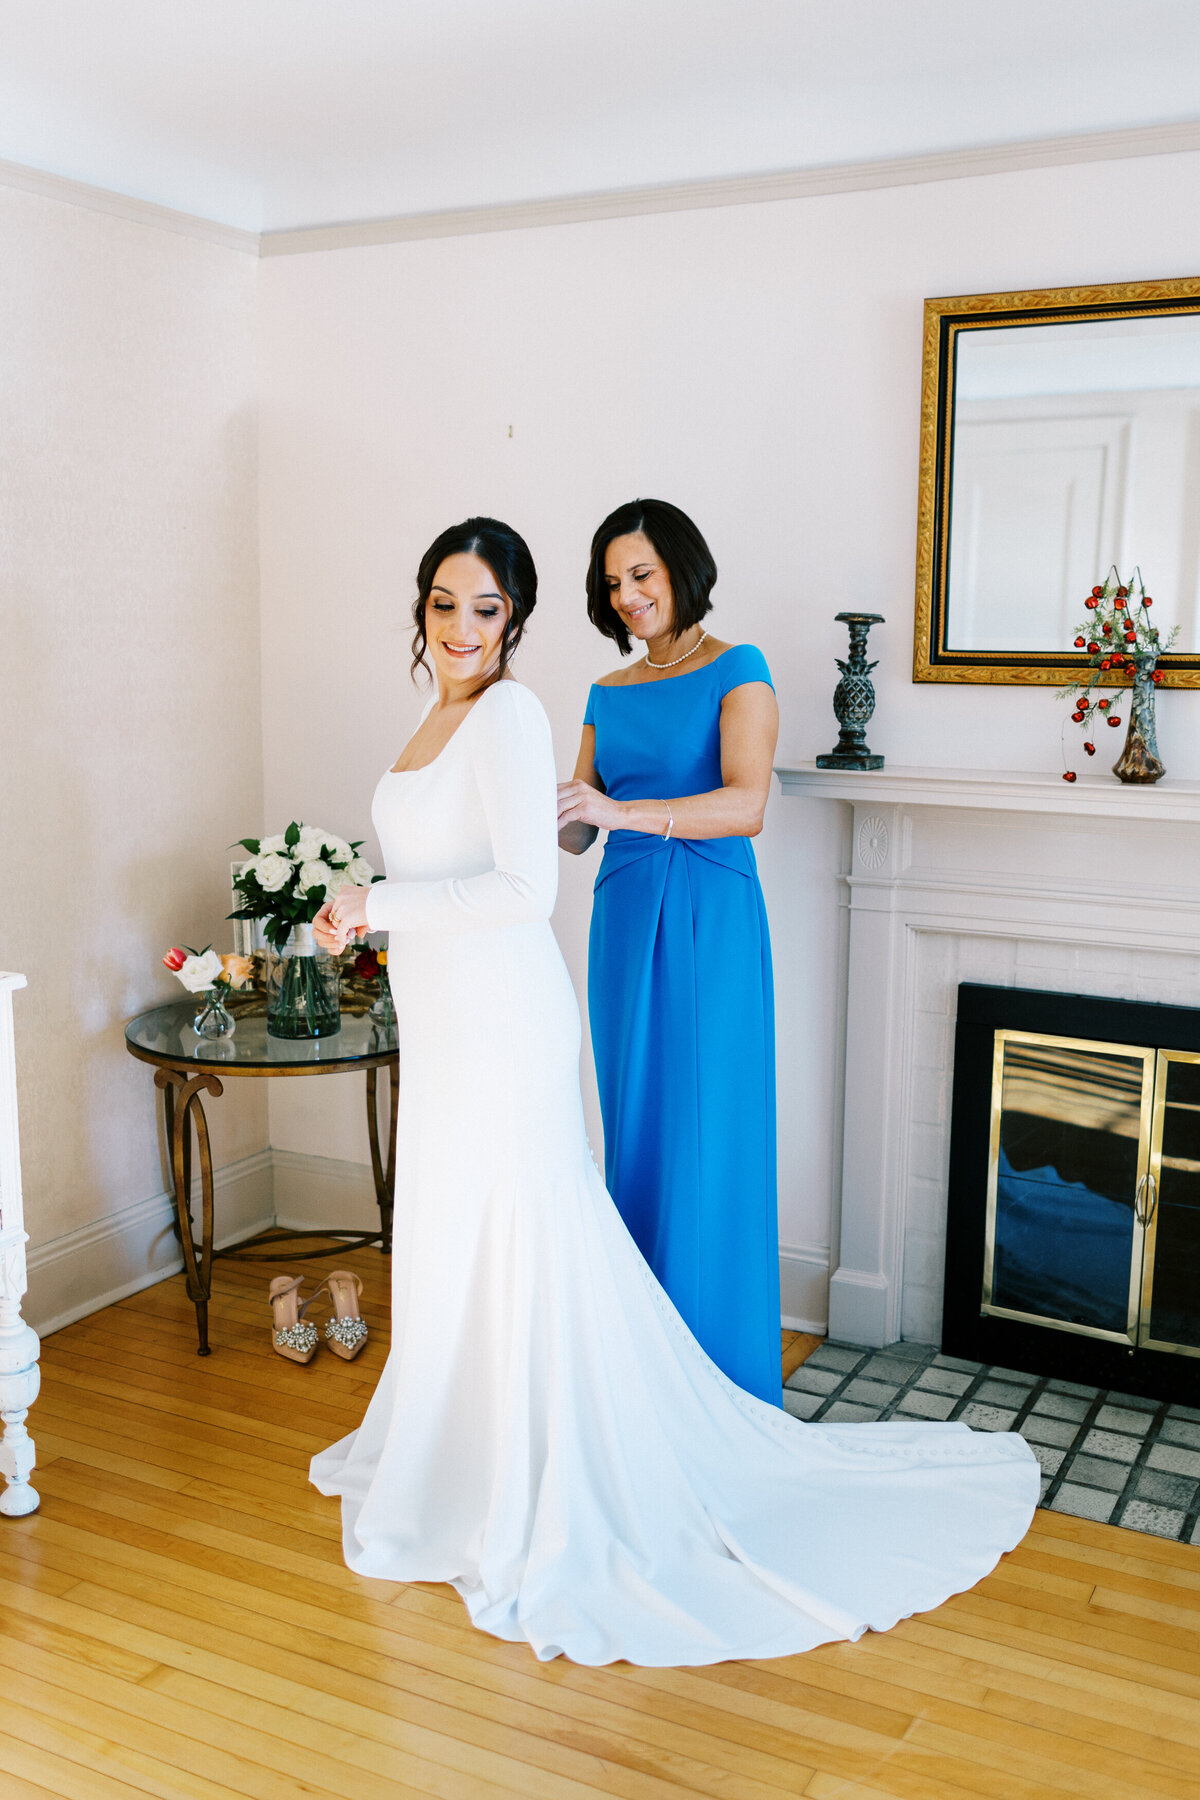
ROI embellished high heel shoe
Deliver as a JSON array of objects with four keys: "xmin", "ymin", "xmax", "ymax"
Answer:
[
  {"xmin": 268, "ymin": 1274, "xmax": 320, "ymax": 1364},
  {"xmin": 321, "ymin": 1269, "xmax": 369, "ymax": 1360}
]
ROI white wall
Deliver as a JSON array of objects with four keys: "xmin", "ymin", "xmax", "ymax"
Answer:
[
  {"xmin": 0, "ymin": 185, "xmax": 267, "ymax": 1329},
  {"xmin": 252, "ymin": 147, "xmax": 1200, "ymax": 1329}
]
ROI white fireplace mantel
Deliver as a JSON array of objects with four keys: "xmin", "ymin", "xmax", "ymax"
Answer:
[
  {"xmin": 776, "ymin": 761, "xmax": 1200, "ymax": 824},
  {"xmin": 776, "ymin": 761, "xmax": 1200, "ymax": 1351}
]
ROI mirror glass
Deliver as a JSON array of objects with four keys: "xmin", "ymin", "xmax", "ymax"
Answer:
[{"xmin": 947, "ymin": 315, "xmax": 1200, "ymax": 654}]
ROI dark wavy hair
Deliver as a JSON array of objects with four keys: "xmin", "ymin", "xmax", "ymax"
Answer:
[
  {"xmin": 585, "ymin": 498, "xmax": 717, "ymax": 655},
  {"xmin": 411, "ymin": 516, "xmax": 537, "ymax": 689}
]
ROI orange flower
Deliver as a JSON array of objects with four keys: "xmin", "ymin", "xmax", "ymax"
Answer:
[{"xmin": 220, "ymin": 953, "xmax": 255, "ymax": 989}]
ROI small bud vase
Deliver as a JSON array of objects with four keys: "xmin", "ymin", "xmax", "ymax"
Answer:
[
  {"xmin": 369, "ymin": 980, "xmax": 396, "ymax": 1029},
  {"xmin": 192, "ymin": 989, "xmax": 236, "ymax": 1039},
  {"xmin": 266, "ymin": 923, "xmax": 341, "ymax": 1039},
  {"xmin": 1112, "ymin": 654, "xmax": 1166, "ymax": 784}
]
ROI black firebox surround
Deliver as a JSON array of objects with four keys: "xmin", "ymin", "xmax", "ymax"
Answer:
[{"xmin": 942, "ymin": 981, "xmax": 1200, "ymax": 1407}]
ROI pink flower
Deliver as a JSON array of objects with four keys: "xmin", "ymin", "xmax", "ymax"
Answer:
[{"xmin": 163, "ymin": 947, "xmax": 187, "ymax": 971}]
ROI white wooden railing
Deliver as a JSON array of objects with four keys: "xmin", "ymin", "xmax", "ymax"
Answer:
[{"xmin": 0, "ymin": 972, "xmax": 38, "ymax": 1516}]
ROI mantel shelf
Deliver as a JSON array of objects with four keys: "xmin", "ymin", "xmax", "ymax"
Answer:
[{"xmin": 774, "ymin": 761, "xmax": 1200, "ymax": 824}]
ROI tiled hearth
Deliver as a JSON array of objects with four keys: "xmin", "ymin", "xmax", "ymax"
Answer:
[{"xmin": 786, "ymin": 1340, "xmax": 1200, "ymax": 1544}]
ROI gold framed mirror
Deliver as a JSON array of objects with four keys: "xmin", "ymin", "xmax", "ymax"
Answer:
[{"xmin": 914, "ymin": 277, "xmax": 1200, "ymax": 685}]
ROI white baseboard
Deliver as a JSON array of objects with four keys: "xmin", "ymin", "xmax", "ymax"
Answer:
[
  {"xmin": 827, "ymin": 1266, "xmax": 892, "ymax": 1350},
  {"xmin": 779, "ymin": 1242, "xmax": 830, "ymax": 1336},
  {"xmin": 272, "ymin": 1148, "xmax": 384, "ymax": 1234},
  {"xmin": 25, "ymin": 1150, "xmax": 275, "ymax": 1338}
]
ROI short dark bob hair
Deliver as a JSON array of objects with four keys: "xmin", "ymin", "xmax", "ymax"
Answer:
[
  {"xmin": 585, "ymin": 498, "xmax": 717, "ymax": 655},
  {"xmin": 411, "ymin": 516, "xmax": 537, "ymax": 689}
]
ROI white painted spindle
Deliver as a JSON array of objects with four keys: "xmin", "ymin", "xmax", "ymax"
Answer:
[{"xmin": 0, "ymin": 972, "xmax": 38, "ymax": 1516}]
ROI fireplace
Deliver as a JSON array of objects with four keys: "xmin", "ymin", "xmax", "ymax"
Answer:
[{"xmin": 944, "ymin": 982, "xmax": 1200, "ymax": 1404}]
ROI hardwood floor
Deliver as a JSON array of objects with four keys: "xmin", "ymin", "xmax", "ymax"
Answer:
[
  {"xmin": 4, "ymin": 1249, "xmax": 1200, "ymax": 1799},
  {"xmin": 781, "ymin": 1331, "xmax": 822, "ymax": 1384}
]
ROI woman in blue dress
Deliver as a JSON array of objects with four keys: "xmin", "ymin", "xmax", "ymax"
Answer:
[{"xmin": 558, "ymin": 499, "xmax": 782, "ymax": 1405}]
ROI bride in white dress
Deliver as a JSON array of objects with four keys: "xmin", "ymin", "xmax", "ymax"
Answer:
[{"xmin": 311, "ymin": 517, "xmax": 1038, "ymax": 1668}]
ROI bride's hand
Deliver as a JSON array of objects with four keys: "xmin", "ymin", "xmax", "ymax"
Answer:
[
  {"xmin": 557, "ymin": 780, "xmax": 624, "ymax": 832},
  {"xmin": 312, "ymin": 900, "xmax": 348, "ymax": 954},
  {"xmin": 329, "ymin": 884, "xmax": 372, "ymax": 944}
]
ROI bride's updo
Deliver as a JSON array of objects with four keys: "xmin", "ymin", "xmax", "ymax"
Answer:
[{"xmin": 411, "ymin": 516, "xmax": 538, "ymax": 686}]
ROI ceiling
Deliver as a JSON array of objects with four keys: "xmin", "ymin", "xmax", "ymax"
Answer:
[{"xmin": 1, "ymin": 0, "xmax": 1198, "ymax": 234}]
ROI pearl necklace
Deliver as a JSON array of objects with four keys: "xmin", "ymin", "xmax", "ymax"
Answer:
[{"xmin": 645, "ymin": 631, "xmax": 708, "ymax": 670}]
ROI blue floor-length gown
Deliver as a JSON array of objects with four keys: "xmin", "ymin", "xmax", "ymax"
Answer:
[{"xmin": 585, "ymin": 644, "xmax": 782, "ymax": 1406}]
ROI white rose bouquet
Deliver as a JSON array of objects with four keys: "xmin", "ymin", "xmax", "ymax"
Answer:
[{"xmin": 230, "ymin": 822, "xmax": 375, "ymax": 950}]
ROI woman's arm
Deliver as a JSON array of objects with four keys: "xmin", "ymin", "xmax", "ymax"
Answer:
[
  {"xmin": 324, "ymin": 686, "xmax": 558, "ymax": 946},
  {"xmin": 556, "ymin": 681, "xmax": 778, "ymax": 843},
  {"xmin": 557, "ymin": 725, "xmax": 603, "ymax": 856}
]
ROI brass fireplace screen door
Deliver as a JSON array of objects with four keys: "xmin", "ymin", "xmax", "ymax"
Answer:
[{"xmin": 983, "ymin": 1033, "xmax": 1200, "ymax": 1358}]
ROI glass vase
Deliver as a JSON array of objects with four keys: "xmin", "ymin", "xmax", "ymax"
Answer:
[
  {"xmin": 266, "ymin": 923, "xmax": 341, "ymax": 1039},
  {"xmin": 192, "ymin": 988, "xmax": 236, "ymax": 1039},
  {"xmin": 369, "ymin": 979, "xmax": 396, "ymax": 1029},
  {"xmin": 1112, "ymin": 655, "xmax": 1166, "ymax": 785}
]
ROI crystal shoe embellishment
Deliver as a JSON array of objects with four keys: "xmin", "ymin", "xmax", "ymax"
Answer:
[
  {"xmin": 274, "ymin": 1321, "xmax": 318, "ymax": 1352},
  {"xmin": 326, "ymin": 1316, "xmax": 368, "ymax": 1348}
]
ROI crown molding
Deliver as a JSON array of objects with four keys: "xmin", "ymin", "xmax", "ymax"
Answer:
[
  {"xmin": 0, "ymin": 156, "xmax": 260, "ymax": 254},
  {"xmin": 260, "ymin": 118, "xmax": 1200, "ymax": 257},
  {"xmin": 3, "ymin": 116, "xmax": 1199, "ymax": 262}
]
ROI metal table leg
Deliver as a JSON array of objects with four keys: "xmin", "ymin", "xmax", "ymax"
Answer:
[
  {"xmin": 154, "ymin": 1067, "xmax": 223, "ymax": 1355},
  {"xmin": 366, "ymin": 1060, "xmax": 397, "ymax": 1254}
]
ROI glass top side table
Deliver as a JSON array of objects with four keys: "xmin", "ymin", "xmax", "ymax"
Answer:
[{"xmin": 125, "ymin": 1000, "xmax": 398, "ymax": 1356}]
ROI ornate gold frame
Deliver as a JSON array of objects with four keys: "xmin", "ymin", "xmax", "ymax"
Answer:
[{"xmin": 913, "ymin": 276, "xmax": 1200, "ymax": 685}]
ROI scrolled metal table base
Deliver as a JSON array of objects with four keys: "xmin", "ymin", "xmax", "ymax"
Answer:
[{"xmin": 153, "ymin": 1058, "xmax": 397, "ymax": 1355}]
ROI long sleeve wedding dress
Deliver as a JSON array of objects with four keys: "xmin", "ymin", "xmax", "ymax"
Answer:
[{"xmin": 309, "ymin": 678, "xmax": 1039, "ymax": 1667}]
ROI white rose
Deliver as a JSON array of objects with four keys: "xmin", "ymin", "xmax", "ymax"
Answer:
[
  {"xmin": 252, "ymin": 852, "xmax": 294, "ymax": 893},
  {"xmin": 296, "ymin": 826, "xmax": 351, "ymax": 865},
  {"xmin": 175, "ymin": 949, "xmax": 225, "ymax": 994},
  {"xmin": 325, "ymin": 867, "xmax": 353, "ymax": 897},
  {"xmin": 346, "ymin": 856, "xmax": 375, "ymax": 884},
  {"xmin": 258, "ymin": 833, "xmax": 290, "ymax": 855},
  {"xmin": 297, "ymin": 859, "xmax": 333, "ymax": 895}
]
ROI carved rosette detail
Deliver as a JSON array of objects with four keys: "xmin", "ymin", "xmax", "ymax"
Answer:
[{"xmin": 857, "ymin": 816, "xmax": 890, "ymax": 870}]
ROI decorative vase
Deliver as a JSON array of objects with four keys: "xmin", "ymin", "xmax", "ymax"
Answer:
[
  {"xmin": 266, "ymin": 923, "xmax": 341, "ymax": 1039},
  {"xmin": 369, "ymin": 980, "xmax": 396, "ymax": 1029},
  {"xmin": 816, "ymin": 612, "xmax": 886, "ymax": 770},
  {"xmin": 1112, "ymin": 655, "xmax": 1166, "ymax": 784},
  {"xmin": 192, "ymin": 988, "xmax": 236, "ymax": 1039}
]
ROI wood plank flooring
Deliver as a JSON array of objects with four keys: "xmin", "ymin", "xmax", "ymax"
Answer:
[{"xmin": 4, "ymin": 1249, "xmax": 1200, "ymax": 1799}]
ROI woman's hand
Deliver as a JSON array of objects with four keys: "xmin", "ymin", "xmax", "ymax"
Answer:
[
  {"xmin": 557, "ymin": 780, "xmax": 625, "ymax": 834},
  {"xmin": 312, "ymin": 900, "xmax": 349, "ymax": 954},
  {"xmin": 329, "ymin": 884, "xmax": 372, "ymax": 944},
  {"xmin": 313, "ymin": 886, "xmax": 372, "ymax": 955}
]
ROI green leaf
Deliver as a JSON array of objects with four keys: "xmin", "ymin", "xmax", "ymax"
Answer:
[
  {"xmin": 234, "ymin": 838, "xmax": 261, "ymax": 855},
  {"xmin": 284, "ymin": 821, "xmax": 301, "ymax": 848}
]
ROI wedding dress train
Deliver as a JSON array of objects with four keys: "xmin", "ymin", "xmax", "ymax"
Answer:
[{"xmin": 310, "ymin": 679, "xmax": 1039, "ymax": 1666}]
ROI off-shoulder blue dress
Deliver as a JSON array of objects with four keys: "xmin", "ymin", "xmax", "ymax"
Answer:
[{"xmin": 584, "ymin": 644, "xmax": 781, "ymax": 1406}]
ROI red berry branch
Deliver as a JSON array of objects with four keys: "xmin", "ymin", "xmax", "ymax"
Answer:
[{"xmin": 1057, "ymin": 567, "xmax": 1177, "ymax": 780}]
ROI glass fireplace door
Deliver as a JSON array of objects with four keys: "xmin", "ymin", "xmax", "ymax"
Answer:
[
  {"xmin": 982, "ymin": 1031, "xmax": 1155, "ymax": 1343},
  {"xmin": 1143, "ymin": 1052, "xmax": 1200, "ymax": 1357}
]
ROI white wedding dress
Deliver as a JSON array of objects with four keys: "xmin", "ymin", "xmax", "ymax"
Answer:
[{"xmin": 310, "ymin": 679, "xmax": 1039, "ymax": 1666}]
